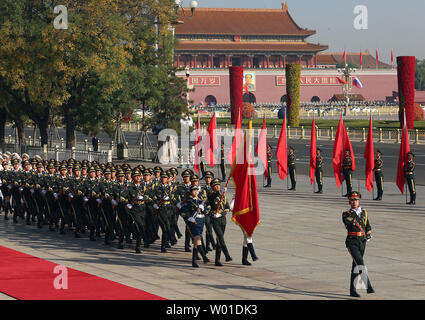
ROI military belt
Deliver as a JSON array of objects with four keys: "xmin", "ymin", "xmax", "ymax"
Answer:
[
  {"xmin": 375, "ymin": 169, "xmax": 381, "ymax": 171},
  {"xmin": 162, "ymin": 201, "xmax": 171, "ymax": 205},
  {"xmin": 135, "ymin": 201, "xmax": 145, "ymax": 205},
  {"xmin": 348, "ymin": 231, "xmax": 365, "ymax": 236},
  {"xmin": 406, "ymin": 172, "xmax": 414, "ymax": 175},
  {"xmin": 196, "ymin": 214, "xmax": 205, "ymax": 218}
]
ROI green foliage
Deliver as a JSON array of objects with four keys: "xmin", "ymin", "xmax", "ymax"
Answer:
[
  {"xmin": 336, "ymin": 62, "xmax": 359, "ymax": 69},
  {"xmin": 286, "ymin": 63, "xmax": 301, "ymax": 127}
]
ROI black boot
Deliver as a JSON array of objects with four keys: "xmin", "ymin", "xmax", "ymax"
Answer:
[
  {"xmin": 135, "ymin": 238, "xmax": 141, "ymax": 253},
  {"xmin": 215, "ymin": 247, "xmax": 222, "ymax": 267},
  {"xmin": 118, "ymin": 237, "xmax": 124, "ymax": 249},
  {"xmin": 247, "ymin": 243, "xmax": 258, "ymax": 261},
  {"xmin": 198, "ymin": 246, "xmax": 210, "ymax": 264},
  {"xmin": 367, "ymin": 277, "xmax": 375, "ymax": 294},
  {"xmin": 192, "ymin": 247, "xmax": 199, "ymax": 268},
  {"xmin": 349, "ymin": 272, "xmax": 361, "ymax": 298},
  {"xmin": 221, "ymin": 243, "xmax": 232, "ymax": 262},
  {"xmin": 242, "ymin": 246, "xmax": 251, "ymax": 266},
  {"xmin": 89, "ymin": 228, "xmax": 96, "ymax": 241}
]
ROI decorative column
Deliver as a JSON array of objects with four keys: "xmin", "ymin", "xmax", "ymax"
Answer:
[
  {"xmin": 229, "ymin": 66, "xmax": 244, "ymax": 124},
  {"xmin": 250, "ymin": 55, "xmax": 254, "ymax": 68},
  {"xmin": 194, "ymin": 55, "xmax": 198, "ymax": 68},
  {"xmin": 211, "ymin": 55, "xmax": 214, "ymax": 68},
  {"xmin": 176, "ymin": 55, "xmax": 180, "ymax": 68},
  {"xmin": 298, "ymin": 55, "xmax": 302, "ymax": 65},
  {"xmin": 267, "ymin": 55, "xmax": 270, "ymax": 68},
  {"xmin": 314, "ymin": 55, "xmax": 318, "ymax": 68},
  {"xmin": 283, "ymin": 55, "xmax": 286, "ymax": 68}
]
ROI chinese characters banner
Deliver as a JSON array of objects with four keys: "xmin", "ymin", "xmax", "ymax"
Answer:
[
  {"xmin": 276, "ymin": 76, "xmax": 340, "ymax": 86},
  {"xmin": 188, "ymin": 76, "xmax": 221, "ymax": 86}
]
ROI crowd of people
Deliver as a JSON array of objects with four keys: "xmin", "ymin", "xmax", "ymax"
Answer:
[{"xmin": 0, "ymin": 152, "xmax": 258, "ymax": 268}]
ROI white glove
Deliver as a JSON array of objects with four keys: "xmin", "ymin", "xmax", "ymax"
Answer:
[
  {"xmin": 41, "ymin": 190, "xmax": 47, "ymax": 196},
  {"xmin": 177, "ymin": 202, "xmax": 182, "ymax": 209},
  {"xmin": 96, "ymin": 198, "xmax": 102, "ymax": 204},
  {"xmin": 53, "ymin": 193, "xmax": 58, "ymax": 199},
  {"xmin": 163, "ymin": 196, "xmax": 170, "ymax": 201},
  {"xmin": 366, "ymin": 235, "xmax": 373, "ymax": 242},
  {"xmin": 19, "ymin": 187, "xmax": 23, "ymax": 192},
  {"xmin": 111, "ymin": 200, "xmax": 118, "ymax": 207},
  {"xmin": 230, "ymin": 199, "xmax": 235, "ymax": 211},
  {"xmin": 8, "ymin": 185, "xmax": 12, "ymax": 190},
  {"xmin": 214, "ymin": 213, "xmax": 222, "ymax": 218},
  {"xmin": 224, "ymin": 187, "xmax": 228, "ymax": 193},
  {"xmin": 68, "ymin": 193, "xmax": 73, "ymax": 199},
  {"xmin": 126, "ymin": 204, "xmax": 133, "ymax": 210},
  {"xmin": 30, "ymin": 189, "xmax": 34, "ymax": 194},
  {"xmin": 153, "ymin": 204, "xmax": 159, "ymax": 210},
  {"xmin": 199, "ymin": 204, "xmax": 204, "ymax": 211},
  {"xmin": 188, "ymin": 217, "xmax": 196, "ymax": 223},
  {"xmin": 136, "ymin": 195, "xmax": 144, "ymax": 201},
  {"xmin": 83, "ymin": 196, "xmax": 89, "ymax": 203}
]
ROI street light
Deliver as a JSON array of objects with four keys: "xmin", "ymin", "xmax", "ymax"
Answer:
[{"xmin": 338, "ymin": 64, "xmax": 357, "ymax": 116}]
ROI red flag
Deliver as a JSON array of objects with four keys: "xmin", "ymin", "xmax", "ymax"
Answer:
[
  {"xmin": 194, "ymin": 114, "xmax": 201, "ymax": 173},
  {"xmin": 391, "ymin": 48, "xmax": 394, "ymax": 66},
  {"xmin": 231, "ymin": 121, "xmax": 260, "ymax": 237},
  {"xmin": 205, "ymin": 113, "xmax": 217, "ymax": 167},
  {"xmin": 360, "ymin": 50, "xmax": 363, "ymax": 67},
  {"xmin": 243, "ymin": 83, "xmax": 249, "ymax": 95},
  {"xmin": 276, "ymin": 116, "xmax": 287, "ymax": 180},
  {"xmin": 333, "ymin": 116, "xmax": 344, "ymax": 188},
  {"xmin": 310, "ymin": 116, "xmax": 316, "ymax": 185},
  {"xmin": 342, "ymin": 49, "xmax": 346, "ymax": 65},
  {"xmin": 227, "ymin": 109, "xmax": 242, "ymax": 164},
  {"xmin": 337, "ymin": 76, "xmax": 347, "ymax": 84},
  {"xmin": 255, "ymin": 115, "xmax": 268, "ymax": 178},
  {"xmin": 376, "ymin": 49, "xmax": 379, "ymax": 67},
  {"xmin": 396, "ymin": 113, "xmax": 410, "ymax": 194},
  {"xmin": 364, "ymin": 115, "xmax": 374, "ymax": 192},
  {"xmin": 343, "ymin": 121, "xmax": 356, "ymax": 171}
]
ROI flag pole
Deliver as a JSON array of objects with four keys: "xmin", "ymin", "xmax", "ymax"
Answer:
[
  {"xmin": 285, "ymin": 110, "xmax": 289, "ymax": 191},
  {"xmin": 341, "ymin": 109, "xmax": 344, "ymax": 197}
]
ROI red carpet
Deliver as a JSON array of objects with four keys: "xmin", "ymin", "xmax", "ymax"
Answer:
[{"xmin": 0, "ymin": 246, "xmax": 166, "ymax": 300}]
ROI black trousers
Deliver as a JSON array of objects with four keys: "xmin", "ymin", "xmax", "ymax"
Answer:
[
  {"xmin": 343, "ymin": 169, "xmax": 352, "ymax": 195},
  {"xmin": 220, "ymin": 161, "xmax": 226, "ymax": 181},
  {"xmin": 406, "ymin": 174, "xmax": 416, "ymax": 202},
  {"xmin": 347, "ymin": 238, "xmax": 372, "ymax": 293},
  {"xmin": 315, "ymin": 168, "xmax": 323, "ymax": 191},
  {"xmin": 266, "ymin": 161, "xmax": 272, "ymax": 186},
  {"xmin": 374, "ymin": 171, "xmax": 384, "ymax": 198},
  {"xmin": 288, "ymin": 165, "xmax": 296, "ymax": 189}
]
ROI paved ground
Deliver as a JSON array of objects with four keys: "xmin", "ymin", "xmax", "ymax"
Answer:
[{"xmin": 1, "ymin": 171, "xmax": 425, "ymax": 300}]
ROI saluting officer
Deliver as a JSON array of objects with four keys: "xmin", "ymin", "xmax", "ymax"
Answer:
[
  {"xmin": 373, "ymin": 150, "xmax": 384, "ymax": 201},
  {"xmin": 343, "ymin": 150, "xmax": 353, "ymax": 197},
  {"xmin": 405, "ymin": 152, "xmax": 416, "ymax": 205},
  {"xmin": 288, "ymin": 146, "xmax": 296, "ymax": 190},
  {"xmin": 315, "ymin": 148, "xmax": 323, "ymax": 194},
  {"xmin": 342, "ymin": 191, "xmax": 374, "ymax": 297}
]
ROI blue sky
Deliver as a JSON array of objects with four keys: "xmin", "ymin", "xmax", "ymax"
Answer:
[{"xmin": 192, "ymin": 0, "xmax": 425, "ymax": 61}]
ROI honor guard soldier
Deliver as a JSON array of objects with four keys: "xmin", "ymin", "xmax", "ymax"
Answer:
[
  {"xmin": 264, "ymin": 144, "xmax": 272, "ymax": 188},
  {"xmin": 99, "ymin": 169, "xmax": 116, "ymax": 244},
  {"xmin": 143, "ymin": 168, "xmax": 158, "ymax": 245},
  {"xmin": 203, "ymin": 171, "xmax": 216, "ymax": 251},
  {"xmin": 208, "ymin": 178, "xmax": 232, "ymax": 266},
  {"xmin": 32, "ymin": 162, "xmax": 47, "ymax": 228},
  {"xmin": 180, "ymin": 185, "xmax": 210, "ymax": 268},
  {"xmin": 176, "ymin": 170, "xmax": 193, "ymax": 252},
  {"xmin": 220, "ymin": 141, "xmax": 226, "ymax": 182},
  {"xmin": 342, "ymin": 150, "xmax": 353, "ymax": 197},
  {"xmin": 315, "ymin": 148, "xmax": 323, "ymax": 194},
  {"xmin": 0, "ymin": 161, "xmax": 12, "ymax": 220},
  {"xmin": 405, "ymin": 152, "xmax": 416, "ymax": 205},
  {"xmin": 373, "ymin": 150, "xmax": 384, "ymax": 201},
  {"xmin": 114, "ymin": 170, "xmax": 130, "ymax": 248},
  {"xmin": 342, "ymin": 191, "xmax": 374, "ymax": 297},
  {"xmin": 288, "ymin": 146, "xmax": 296, "ymax": 190}
]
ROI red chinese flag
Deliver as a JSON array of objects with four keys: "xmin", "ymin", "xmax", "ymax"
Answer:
[
  {"xmin": 227, "ymin": 110, "xmax": 242, "ymax": 164},
  {"xmin": 205, "ymin": 113, "xmax": 217, "ymax": 167},
  {"xmin": 255, "ymin": 115, "xmax": 268, "ymax": 178},
  {"xmin": 243, "ymin": 83, "xmax": 249, "ymax": 95},
  {"xmin": 194, "ymin": 114, "xmax": 201, "ymax": 173},
  {"xmin": 333, "ymin": 116, "xmax": 344, "ymax": 187},
  {"xmin": 391, "ymin": 48, "xmax": 394, "ymax": 66},
  {"xmin": 376, "ymin": 49, "xmax": 379, "ymax": 66},
  {"xmin": 360, "ymin": 50, "xmax": 363, "ymax": 67},
  {"xmin": 276, "ymin": 116, "xmax": 288, "ymax": 180},
  {"xmin": 310, "ymin": 116, "xmax": 316, "ymax": 185},
  {"xmin": 364, "ymin": 115, "xmax": 374, "ymax": 192},
  {"xmin": 337, "ymin": 77, "xmax": 347, "ymax": 84},
  {"xmin": 343, "ymin": 122, "xmax": 356, "ymax": 171},
  {"xmin": 343, "ymin": 49, "xmax": 346, "ymax": 65},
  {"xmin": 396, "ymin": 113, "xmax": 411, "ymax": 194},
  {"xmin": 231, "ymin": 121, "xmax": 260, "ymax": 237}
]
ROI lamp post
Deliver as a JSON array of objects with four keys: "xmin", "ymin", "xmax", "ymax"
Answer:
[{"xmin": 338, "ymin": 64, "xmax": 356, "ymax": 116}]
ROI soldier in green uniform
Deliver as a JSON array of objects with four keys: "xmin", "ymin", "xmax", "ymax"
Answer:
[
  {"xmin": 69, "ymin": 165, "xmax": 88, "ymax": 238},
  {"xmin": 203, "ymin": 171, "xmax": 216, "ymax": 251},
  {"xmin": 10, "ymin": 159, "xmax": 24, "ymax": 223},
  {"xmin": 342, "ymin": 191, "xmax": 374, "ymax": 297},
  {"xmin": 315, "ymin": 148, "xmax": 323, "ymax": 194},
  {"xmin": 264, "ymin": 144, "xmax": 272, "ymax": 188},
  {"xmin": 0, "ymin": 161, "xmax": 12, "ymax": 220},
  {"xmin": 208, "ymin": 178, "xmax": 232, "ymax": 266},
  {"xmin": 405, "ymin": 152, "xmax": 416, "ymax": 205},
  {"xmin": 142, "ymin": 169, "xmax": 157, "ymax": 244},
  {"xmin": 85, "ymin": 167, "xmax": 101, "ymax": 238},
  {"xmin": 220, "ymin": 141, "xmax": 226, "ymax": 182},
  {"xmin": 43, "ymin": 163, "xmax": 59, "ymax": 231},
  {"xmin": 288, "ymin": 146, "xmax": 296, "ymax": 190},
  {"xmin": 99, "ymin": 169, "xmax": 116, "ymax": 244},
  {"xmin": 114, "ymin": 170, "xmax": 130, "ymax": 248},
  {"xmin": 127, "ymin": 170, "xmax": 149, "ymax": 253},
  {"xmin": 176, "ymin": 170, "xmax": 193, "ymax": 252},
  {"xmin": 21, "ymin": 160, "xmax": 36, "ymax": 225},
  {"xmin": 180, "ymin": 185, "xmax": 210, "ymax": 268},
  {"xmin": 373, "ymin": 150, "xmax": 383, "ymax": 201},
  {"xmin": 153, "ymin": 171, "xmax": 177, "ymax": 253},
  {"xmin": 342, "ymin": 150, "xmax": 353, "ymax": 197},
  {"xmin": 57, "ymin": 165, "xmax": 71, "ymax": 235},
  {"xmin": 32, "ymin": 162, "xmax": 47, "ymax": 228}
]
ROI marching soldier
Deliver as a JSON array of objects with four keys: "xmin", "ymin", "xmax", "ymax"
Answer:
[
  {"xmin": 264, "ymin": 144, "xmax": 272, "ymax": 188},
  {"xmin": 315, "ymin": 148, "xmax": 323, "ymax": 194},
  {"xmin": 85, "ymin": 167, "xmax": 101, "ymax": 238},
  {"xmin": 176, "ymin": 170, "xmax": 193, "ymax": 252},
  {"xmin": 43, "ymin": 163, "xmax": 59, "ymax": 231},
  {"xmin": 405, "ymin": 152, "xmax": 416, "ymax": 205},
  {"xmin": 0, "ymin": 161, "xmax": 12, "ymax": 220},
  {"xmin": 99, "ymin": 169, "xmax": 116, "ymax": 244},
  {"xmin": 203, "ymin": 171, "xmax": 216, "ymax": 251},
  {"xmin": 10, "ymin": 159, "xmax": 24, "ymax": 223},
  {"xmin": 342, "ymin": 191, "xmax": 374, "ymax": 297},
  {"xmin": 373, "ymin": 150, "xmax": 383, "ymax": 201},
  {"xmin": 180, "ymin": 185, "xmax": 210, "ymax": 268},
  {"xmin": 208, "ymin": 178, "xmax": 232, "ymax": 266},
  {"xmin": 32, "ymin": 162, "xmax": 47, "ymax": 228},
  {"xmin": 343, "ymin": 150, "xmax": 353, "ymax": 197},
  {"xmin": 57, "ymin": 165, "xmax": 72, "ymax": 235},
  {"xmin": 288, "ymin": 146, "xmax": 296, "ymax": 190},
  {"xmin": 21, "ymin": 160, "xmax": 36, "ymax": 225},
  {"xmin": 143, "ymin": 169, "xmax": 157, "ymax": 245},
  {"xmin": 114, "ymin": 170, "xmax": 130, "ymax": 248}
]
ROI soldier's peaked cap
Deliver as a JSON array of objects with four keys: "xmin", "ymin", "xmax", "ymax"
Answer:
[
  {"xmin": 211, "ymin": 178, "xmax": 221, "ymax": 187},
  {"xmin": 348, "ymin": 191, "xmax": 361, "ymax": 200}
]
